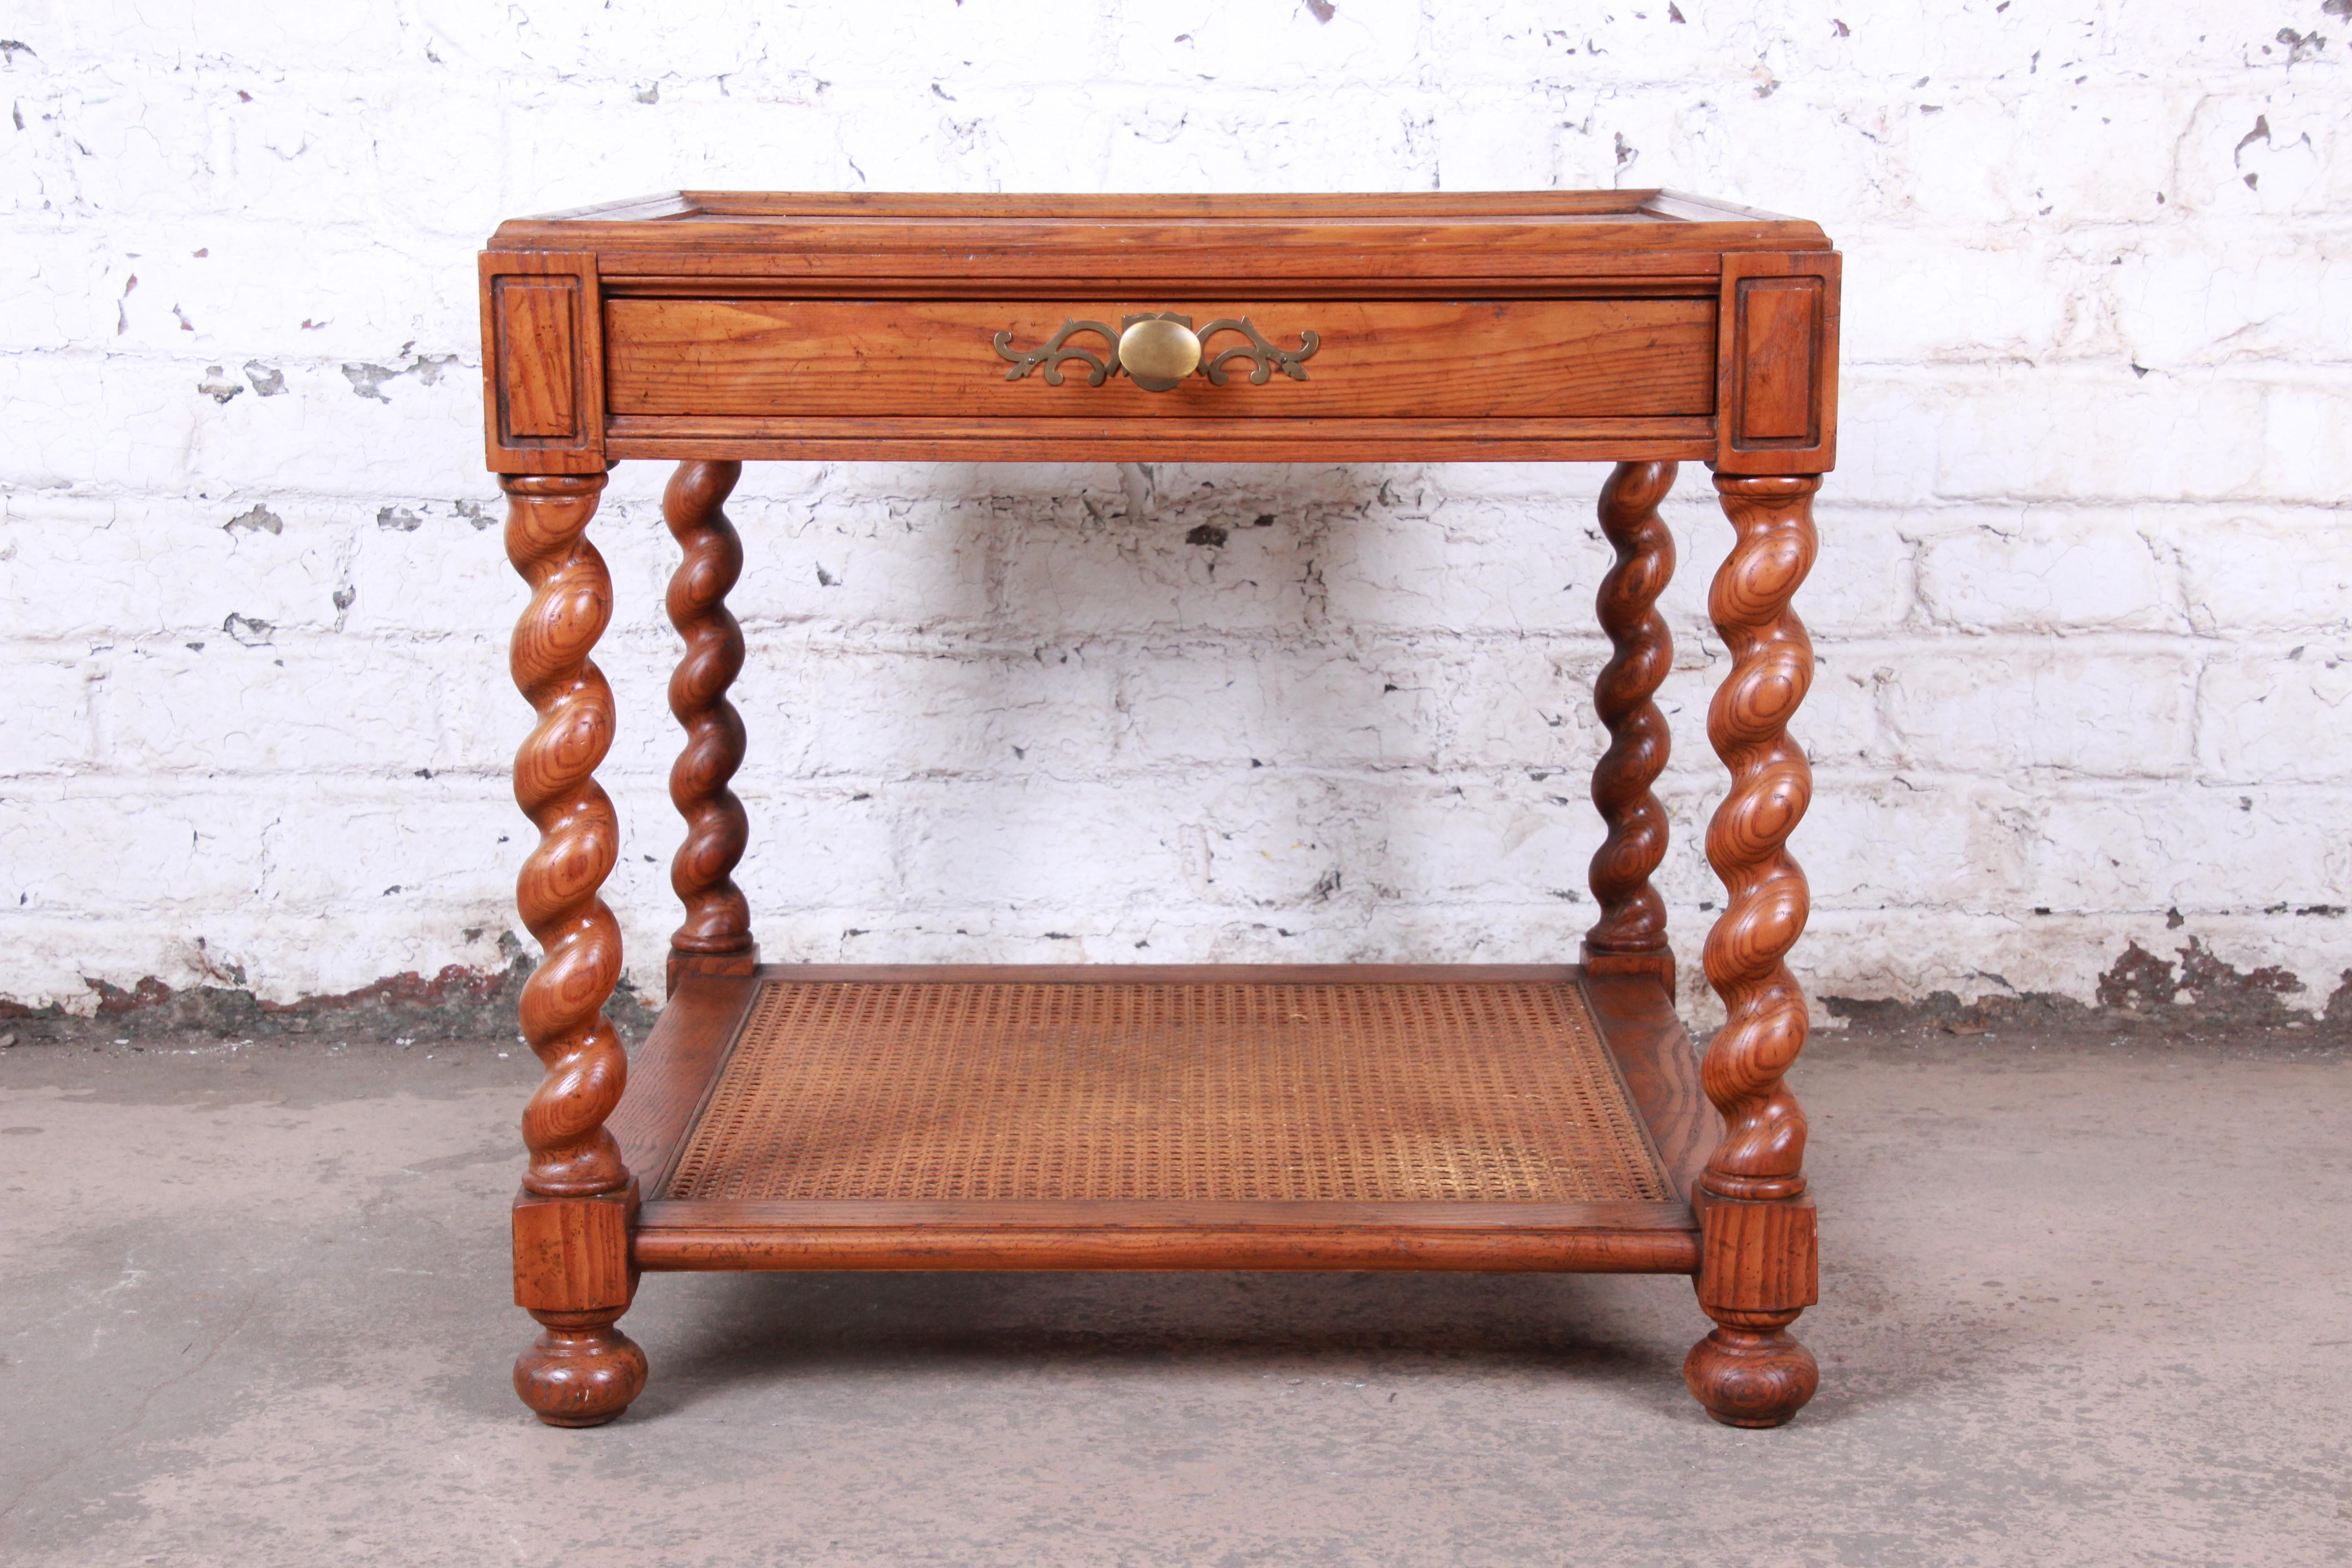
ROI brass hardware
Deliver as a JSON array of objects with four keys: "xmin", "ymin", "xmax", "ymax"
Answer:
[
  {"xmin": 1198, "ymin": 317, "xmax": 1318, "ymax": 384},
  {"xmin": 1117, "ymin": 317, "xmax": 1202, "ymax": 392},
  {"xmin": 995, "ymin": 313, "xmax": 1320, "ymax": 392},
  {"xmin": 992, "ymin": 318, "xmax": 1121, "ymax": 386}
]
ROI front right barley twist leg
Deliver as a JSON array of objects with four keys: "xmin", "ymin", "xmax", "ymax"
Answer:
[{"xmin": 1685, "ymin": 471, "xmax": 1823, "ymax": 1428}]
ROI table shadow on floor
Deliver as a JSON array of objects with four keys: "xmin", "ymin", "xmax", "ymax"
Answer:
[{"xmin": 618, "ymin": 1267, "xmax": 1698, "ymax": 1421}]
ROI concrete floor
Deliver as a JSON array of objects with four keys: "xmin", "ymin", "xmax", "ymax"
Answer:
[{"xmin": 0, "ymin": 1026, "xmax": 2346, "ymax": 1567}]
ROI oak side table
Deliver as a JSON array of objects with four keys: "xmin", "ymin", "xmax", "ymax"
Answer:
[{"xmin": 478, "ymin": 191, "xmax": 1840, "ymax": 1428}]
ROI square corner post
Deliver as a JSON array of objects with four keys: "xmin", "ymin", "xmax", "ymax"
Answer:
[{"xmin": 1679, "ymin": 247, "xmax": 1840, "ymax": 1428}]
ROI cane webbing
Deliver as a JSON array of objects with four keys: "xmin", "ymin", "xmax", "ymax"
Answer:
[{"xmin": 665, "ymin": 979, "xmax": 1671, "ymax": 1204}]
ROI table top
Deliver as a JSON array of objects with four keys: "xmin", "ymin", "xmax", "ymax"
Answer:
[{"xmin": 486, "ymin": 189, "xmax": 1832, "ymax": 287}]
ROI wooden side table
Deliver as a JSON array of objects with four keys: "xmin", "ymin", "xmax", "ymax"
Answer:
[{"xmin": 478, "ymin": 191, "xmax": 1840, "ymax": 1428}]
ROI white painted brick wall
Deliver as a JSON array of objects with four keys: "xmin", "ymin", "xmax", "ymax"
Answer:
[{"xmin": 2, "ymin": 0, "xmax": 2347, "ymax": 1022}]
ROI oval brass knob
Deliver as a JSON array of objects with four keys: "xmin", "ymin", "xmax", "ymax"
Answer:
[{"xmin": 1117, "ymin": 318, "xmax": 1201, "ymax": 391}]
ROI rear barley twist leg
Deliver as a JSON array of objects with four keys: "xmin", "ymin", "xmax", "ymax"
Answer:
[
  {"xmin": 1685, "ymin": 472, "xmax": 1823, "ymax": 1428},
  {"xmin": 662, "ymin": 460, "xmax": 757, "ymax": 994},
  {"xmin": 1584, "ymin": 460, "xmax": 1678, "ymax": 989},
  {"xmin": 502, "ymin": 471, "xmax": 646, "ymax": 1426}
]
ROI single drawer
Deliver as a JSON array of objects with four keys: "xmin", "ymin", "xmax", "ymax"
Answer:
[{"xmin": 604, "ymin": 297, "xmax": 1717, "ymax": 421}]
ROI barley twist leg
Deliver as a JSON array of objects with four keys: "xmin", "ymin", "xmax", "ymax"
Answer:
[
  {"xmin": 1584, "ymin": 460, "xmax": 1678, "ymax": 988},
  {"xmin": 662, "ymin": 460, "xmax": 757, "ymax": 993},
  {"xmin": 502, "ymin": 471, "xmax": 645, "ymax": 1426},
  {"xmin": 1699, "ymin": 473, "xmax": 1818, "ymax": 1202},
  {"xmin": 1685, "ymin": 471, "xmax": 1822, "ymax": 1428}
]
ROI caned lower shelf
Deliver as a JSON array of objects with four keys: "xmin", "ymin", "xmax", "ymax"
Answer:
[{"xmin": 608, "ymin": 965, "xmax": 1715, "ymax": 1274}]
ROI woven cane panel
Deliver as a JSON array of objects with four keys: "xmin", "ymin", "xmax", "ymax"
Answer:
[{"xmin": 664, "ymin": 980, "xmax": 1671, "ymax": 1204}]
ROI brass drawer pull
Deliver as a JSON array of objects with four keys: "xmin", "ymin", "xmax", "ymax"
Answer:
[
  {"xmin": 1117, "ymin": 317, "xmax": 1201, "ymax": 388},
  {"xmin": 993, "ymin": 314, "xmax": 1318, "ymax": 392}
]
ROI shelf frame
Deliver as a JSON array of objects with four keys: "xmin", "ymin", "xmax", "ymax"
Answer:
[{"xmin": 609, "ymin": 964, "xmax": 1712, "ymax": 1275}]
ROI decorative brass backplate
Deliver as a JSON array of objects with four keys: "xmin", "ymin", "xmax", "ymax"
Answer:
[
  {"xmin": 1198, "ymin": 318, "xmax": 1319, "ymax": 384},
  {"xmin": 991, "ymin": 318, "xmax": 1122, "ymax": 385},
  {"xmin": 995, "ymin": 314, "xmax": 1318, "ymax": 391}
]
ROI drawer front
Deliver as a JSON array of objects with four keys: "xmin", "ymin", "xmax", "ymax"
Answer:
[{"xmin": 605, "ymin": 297, "xmax": 1717, "ymax": 421}]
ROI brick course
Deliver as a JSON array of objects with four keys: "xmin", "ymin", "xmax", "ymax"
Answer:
[{"xmin": 1, "ymin": 3, "xmax": 2345, "ymax": 1020}]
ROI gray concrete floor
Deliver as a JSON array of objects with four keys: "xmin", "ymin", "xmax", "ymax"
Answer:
[{"xmin": 1, "ymin": 1026, "xmax": 2347, "ymax": 1567}]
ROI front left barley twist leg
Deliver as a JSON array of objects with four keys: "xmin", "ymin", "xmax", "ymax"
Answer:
[
  {"xmin": 1584, "ymin": 460, "xmax": 1678, "ymax": 988},
  {"xmin": 502, "ymin": 471, "xmax": 646, "ymax": 1427},
  {"xmin": 663, "ymin": 460, "xmax": 756, "ymax": 994},
  {"xmin": 1685, "ymin": 471, "xmax": 1822, "ymax": 1428}
]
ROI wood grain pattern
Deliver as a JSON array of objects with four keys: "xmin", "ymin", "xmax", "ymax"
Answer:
[
  {"xmin": 605, "ymin": 297, "xmax": 1716, "ymax": 421},
  {"xmin": 633, "ymin": 1205, "xmax": 1699, "ymax": 1274},
  {"xmin": 503, "ymin": 472, "xmax": 632, "ymax": 1201},
  {"xmin": 489, "ymin": 191, "xmax": 1832, "ymax": 290},
  {"xmin": 662, "ymin": 460, "xmax": 757, "ymax": 992},
  {"xmin": 1684, "ymin": 472, "xmax": 1825, "ymax": 1420},
  {"xmin": 512, "ymin": 1188, "xmax": 637, "ymax": 1313},
  {"xmin": 607, "ymin": 971, "xmax": 762, "ymax": 1190},
  {"xmin": 1715, "ymin": 252, "xmax": 1841, "ymax": 474},
  {"xmin": 494, "ymin": 281, "xmax": 582, "ymax": 437},
  {"xmin": 1738, "ymin": 284, "xmax": 1819, "ymax": 440},
  {"xmin": 1686, "ymin": 1189, "xmax": 1818, "ymax": 1426},
  {"xmin": 1689, "ymin": 472, "xmax": 1826, "ymax": 1428},
  {"xmin": 1686, "ymin": 1160, "xmax": 1821, "ymax": 1426},
  {"xmin": 1695, "ymin": 1193, "xmax": 1818, "ymax": 1314},
  {"xmin": 608, "ymin": 274, "xmax": 1725, "ymax": 303},
  {"xmin": 503, "ymin": 469, "xmax": 644, "ymax": 1428},
  {"xmin": 478, "ymin": 251, "xmax": 604, "ymax": 473},
  {"xmin": 1584, "ymin": 461, "xmax": 1679, "ymax": 986},
  {"xmin": 1698, "ymin": 474, "xmax": 1821, "ymax": 1205},
  {"xmin": 603, "ymin": 414, "xmax": 1714, "ymax": 465},
  {"xmin": 1683, "ymin": 1310, "xmax": 1818, "ymax": 1428},
  {"xmin": 513, "ymin": 1303, "xmax": 647, "ymax": 1429},
  {"xmin": 1579, "ymin": 971, "xmax": 1714, "ymax": 1203}
]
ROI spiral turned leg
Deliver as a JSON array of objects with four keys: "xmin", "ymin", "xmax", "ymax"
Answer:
[
  {"xmin": 1583, "ymin": 460, "xmax": 1678, "ymax": 990},
  {"xmin": 502, "ymin": 471, "xmax": 645, "ymax": 1427},
  {"xmin": 662, "ymin": 460, "xmax": 757, "ymax": 995},
  {"xmin": 1686, "ymin": 471, "xmax": 1823, "ymax": 1428},
  {"xmin": 1700, "ymin": 473, "xmax": 1818, "ymax": 1205}
]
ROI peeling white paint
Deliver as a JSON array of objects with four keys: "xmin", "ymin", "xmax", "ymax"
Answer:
[{"xmin": 0, "ymin": 2, "xmax": 2345, "ymax": 1020}]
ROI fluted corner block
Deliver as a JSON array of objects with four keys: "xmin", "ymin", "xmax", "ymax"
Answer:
[
  {"xmin": 1686, "ymin": 1181, "xmax": 1819, "ymax": 1428},
  {"xmin": 1585, "ymin": 459, "xmax": 1679, "ymax": 991},
  {"xmin": 502, "ymin": 471, "xmax": 631, "ymax": 1202},
  {"xmin": 1699, "ymin": 472, "xmax": 1820, "ymax": 1204},
  {"xmin": 662, "ymin": 460, "xmax": 757, "ymax": 995}
]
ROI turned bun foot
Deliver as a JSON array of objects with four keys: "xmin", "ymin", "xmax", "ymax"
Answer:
[
  {"xmin": 1684, "ymin": 1318, "xmax": 1818, "ymax": 1428},
  {"xmin": 516, "ymin": 1310, "xmax": 647, "ymax": 1427}
]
